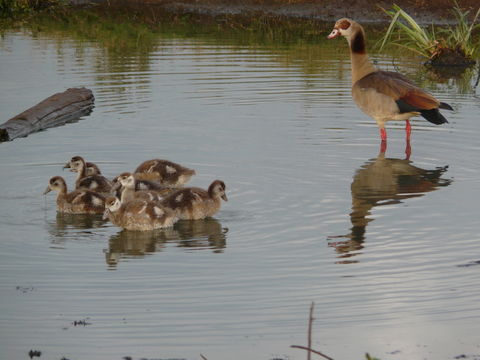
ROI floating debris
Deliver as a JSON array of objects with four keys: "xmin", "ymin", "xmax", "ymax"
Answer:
[
  {"xmin": 457, "ymin": 260, "xmax": 480, "ymax": 268},
  {"xmin": 72, "ymin": 318, "xmax": 92, "ymax": 326},
  {"xmin": 16, "ymin": 285, "xmax": 35, "ymax": 293},
  {"xmin": 28, "ymin": 350, "xmax": 42, "ymax": 359}
]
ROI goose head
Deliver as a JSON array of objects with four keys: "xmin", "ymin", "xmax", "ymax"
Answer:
[
  {"xmin": 327, "ymin": 18, "xmax": 366, "ymax": 52},
  {"xmin": 327, "ymin": 18, "xmax": 358, "ymax": 39}
]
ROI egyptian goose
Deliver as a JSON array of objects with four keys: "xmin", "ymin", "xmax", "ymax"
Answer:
[
  {"xmin": 116, "ymin": 172, "xmax": 174, "ymax": 204},
  {"xmin": 327, "ymin": 18, "xmax": 453, "ymax": 144},
  {"xmin": 103, "ymin": 197, "xmax": 178, "ymax": 231},
  {"xmin": 161, "ymin": 180, "xmax": 228, "ymax": 220},
  {"xmin": 64, "ymin": 156, "xmax": 112, "ymax": 194},
  {"xmin": 134, "ymin": 159, "xmax": 196, "ymax": 187},
  {"xmin": 43, "ymin": 176, "xmax": 105, "ymax": 214}
]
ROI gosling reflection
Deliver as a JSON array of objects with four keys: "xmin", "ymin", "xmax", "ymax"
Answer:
[
  {"xmin": 329, "ymin": 147, "xmax": 451, "ymax": 263},
  {"xmin": 173, "ymin": 218, "xmax": 228, "ymax": 252},
  {"xmin": 105, "ymin": 218, "xmax": 228, "ymax": 267},
  {"xmin": 47, "ymin": 213, "xmax": 107, "ymax": 243}
]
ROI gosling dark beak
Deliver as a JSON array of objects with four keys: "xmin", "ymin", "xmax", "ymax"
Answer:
[
  {"xmin": 221, "ymin": 194, "xmax": 228, "ymax": 201},
  {"xmin": 111, "ymin": 181, "xmax": 121, "ymax": 192},
  {"xmin": 63, "ymin": 162, "xmax": 71, "ymax": 170},
  {"xmin": 43, "ymin": 186, "xmax": 52, "ymax": 195},
  {"xmin": 102, "ymin": 209, "xmax": 110, "ymax": 221}
]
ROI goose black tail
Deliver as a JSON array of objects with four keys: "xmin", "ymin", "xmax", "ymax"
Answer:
[
  {"xmin": 439, "ymin": 102, "xmax": 454, "ymax": 111},
  {"xmin": 420, "ymin": 108, "xmax": 449, "ymax": 125}
]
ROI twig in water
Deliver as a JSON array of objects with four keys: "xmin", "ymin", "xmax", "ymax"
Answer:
[
  {"xmin": 290, "ymin": 302, "xmax": 335, "ymax": 360},
  {"xmin": 200, "ymin": 354, "xmax": 209, "ymax": 360},
  {"xmin": 308, "ymin": 302, "xmax": 315, "ymax": 360},
  {"xmin": 290, "ymin": 345, "xmax": 335, "ymax": 360}
]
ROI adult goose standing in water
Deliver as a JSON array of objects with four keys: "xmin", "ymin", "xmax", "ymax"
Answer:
[{"xmin": 327, "ymin": 18, "xmax": 452, "ymax": 154}]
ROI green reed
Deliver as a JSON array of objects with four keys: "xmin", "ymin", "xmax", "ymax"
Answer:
[{"xmin": 379, "ymin": 2, "xmax": 480, "ymax": 65}]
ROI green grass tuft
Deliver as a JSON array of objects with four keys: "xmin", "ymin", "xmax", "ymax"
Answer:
[{"xmin": 379, "ymin": 2, "xmax": 480, "ymax": 66}]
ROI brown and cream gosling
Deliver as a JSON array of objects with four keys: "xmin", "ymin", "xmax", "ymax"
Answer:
[
  {"xmin": 327, "ymin": 18, "xmax": 452, "ymax": 146},
  {"xmin": 65, "ymin": 156, "xmax": 112, "ymax": 194},
  {"xmin": 116, "ymin": 172, "xmax": 174, "ymax": 204},
  {"xmin": 160, "ymin": 180, "xmax": 228, "ymax": 220},
  {"xmin": 134, "ymin": 159, "xmax": 196, "ymax": 188},
  {"xmin": 64, "ymin": 160, "xmax": 101, "ymax": 176},
  {"xmin": 43, "ymin": 176, "xmax": 105, "ymax": 214},
  {"xmin": 103, "ymin": 197, "xmax": 178, "ymax": 231}
]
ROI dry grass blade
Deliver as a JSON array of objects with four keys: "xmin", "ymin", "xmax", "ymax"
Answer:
[
  {"xmin": 290, "ymin": 302, "xmax": 335, "ymax": 360},
  {"xmin": 290, "ymin": 345, "xmax": 335, "ymax": 360}
]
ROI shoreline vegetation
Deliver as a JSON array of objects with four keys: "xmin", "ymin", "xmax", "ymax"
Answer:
[
  {"xmin": 380, "ymin": 3, "xmax": 480, "ymax": 66},
  {"xmin": 2, "ymin": 0, "xmax": 480, "ymax": 23},
  {"xmin": 1, "ymin": 0, "xmax": 478, "ymax": 67}
]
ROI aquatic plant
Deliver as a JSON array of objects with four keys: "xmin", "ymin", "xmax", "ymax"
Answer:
[{"xmin": 379, "ymin": 3, "xmax": 480, "ymax": 66}]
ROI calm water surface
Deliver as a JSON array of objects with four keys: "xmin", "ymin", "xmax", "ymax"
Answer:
[{"xmin": 0, "ymin": 28, "xmax": 479, "ymax": 360}]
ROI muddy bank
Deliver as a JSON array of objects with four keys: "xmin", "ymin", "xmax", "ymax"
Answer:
[{"xmin": 85, "ymin": 0, "xmax": 480, "ymax": 25}]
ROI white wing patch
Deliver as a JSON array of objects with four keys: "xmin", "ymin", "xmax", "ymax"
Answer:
[
  {"xmin": 175, "ymin": 193, "xmax": 184, "ymax": 202},
  {"xmin": 166, "ymin": 165, "xmax": 177, "ymax": 174},
  {"xmin": 92, "ymin": 196, "xmax": 104, "ymax": 207},
  {"xmin": 153, "ymin": 206, "xmax": 164, "ymax": 217},
  {"xmin": 147, "ymin": 162, "xmax": 157, "ymax": 173},
  {"xmin": 71, "ymin": 193, "xmax": 84, "ymax": 204},
  {"xmin": 192, "ymin": 191, "xmax": 202, "ymax": 202}
]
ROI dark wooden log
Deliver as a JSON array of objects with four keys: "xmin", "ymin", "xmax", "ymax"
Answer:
[{"xmin": 0, "ymin": 87, "xmax": 95, "ymax": 142}]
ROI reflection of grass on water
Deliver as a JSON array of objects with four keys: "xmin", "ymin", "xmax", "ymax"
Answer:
[
  {"xmin": 22, "ymin": 8, "xmax": 159, "ymax": 53},
  {"xmin": 10, "ymin": 2, "xmax": 477, "ymax": 92},
  {"xmin": 3, "ymin": 1, "xmax": 333, "ymax": 52}
]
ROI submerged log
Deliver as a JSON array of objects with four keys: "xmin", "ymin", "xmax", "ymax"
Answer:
[{"xmin": 0, "ymin": 87, "xmax": 95, "ymax": 142}]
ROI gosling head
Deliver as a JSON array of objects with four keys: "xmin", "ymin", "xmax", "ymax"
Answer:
[
  {"xmin": 64, "ymin": 155, "xmax": 86, "ymax": 173},
  {"xmin": 118, "ymin": 172, "xmax": 135, "ymax": 189},
  {"xmin": 209, "ymin": 180, "xmax": 228, "ymax": 201},
  {"xmin": 43, "ymin": 176, "xmax": 67, "ymax": 195},
  {"xmin": 103, "ymin": 196, "xmax": 121, "ymax": 220}
]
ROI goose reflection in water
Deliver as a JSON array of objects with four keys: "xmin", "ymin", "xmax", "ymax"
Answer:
[
  {"xmin": 46, "ymin": 213, "xmax": 108, "ymax": 244},
  {"xmin": 329, "ymin": 145, "xmax": 452, "ymax": 263},
  {"xmin": 105, "ymin": 218, "xmax": 228, "ymax": 267}
]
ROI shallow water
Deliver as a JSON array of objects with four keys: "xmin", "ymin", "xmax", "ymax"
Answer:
[{"xmin": 0, "ymin": 28, "xmax": 479, "ymax": 360}]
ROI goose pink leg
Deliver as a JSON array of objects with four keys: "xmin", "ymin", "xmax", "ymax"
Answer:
[
  {"xmin": 405, "ymin": 120, "xmax": 412, "ymax": 160},
  {"xmin": 405, "ymin": 120, "xmax": 412, "ymax": 141},
  {"xmin": 405, "ymin": 140, "xmax": 411, "ymax": 160},
  {"xmin": 380, "ymin": 127, "xmax": 387, "ymax": 142}
]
